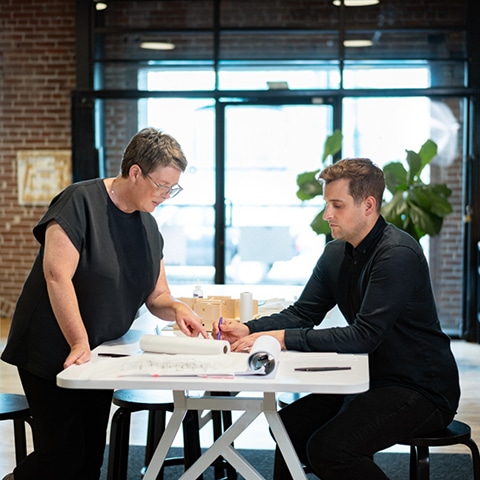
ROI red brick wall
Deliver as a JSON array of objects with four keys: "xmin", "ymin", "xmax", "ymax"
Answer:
[{"xmin": 0, "ymin": 0, "xmax": 76, "ymax": 317}]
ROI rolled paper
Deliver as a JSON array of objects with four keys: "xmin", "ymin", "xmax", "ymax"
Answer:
[
  {"xmin": 140, "ymin": 334, "xmax": 230, "ymax": 355},
  {"xmin": 240, "ymin": 291, "xmax": 253, "ymax": 323},
  {"xmin": 248, "ymin": 335, "xmax": 281, "ymax": 375}
]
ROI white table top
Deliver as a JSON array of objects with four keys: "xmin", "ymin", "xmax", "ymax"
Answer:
[
  {"xmin": 57, "ymin": 290, "xmax": 367, "ymax": 395},
  {"xmin": 57, "ymin": 324, "xmax": 368, "ymax": 395}
]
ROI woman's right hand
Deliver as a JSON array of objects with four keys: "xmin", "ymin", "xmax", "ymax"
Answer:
[{"xmin": 63, "ymin": 342, "xmax": 91, "ymax": 369}]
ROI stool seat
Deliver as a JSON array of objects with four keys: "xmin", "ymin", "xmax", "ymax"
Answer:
[
  {"xmin": 402, "ymin": 420, "xmax": 473, "ymax": 447},
  {"xmin": 400, "ymin": 420, "xmax": 480, "ymax": 480},
  {"xmin": 0, "ymin": 393, "xmax": 32, "ymax": 464},
  {"xmin": 0, "ymin": 393, "xmax": 29, "ymax": 420},
  {"xmin": 112, "ymin": 389, "xmax": 174, "ymax": 412},
  {"xmin": 277, "ymin": 392, "xmax": 307, "ymax": 409}
]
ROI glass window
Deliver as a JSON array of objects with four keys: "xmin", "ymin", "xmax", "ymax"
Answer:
[
  {"xmin": 218, "ymin": 61, "xmax": 341, "ymax": 90},
  {"xmin": 343, "ymin": 61, "xmax": 430, "ymax": 89},
  {"xmin": 139, "ymin": 66, "xmax": 216, "ymax": 91}
]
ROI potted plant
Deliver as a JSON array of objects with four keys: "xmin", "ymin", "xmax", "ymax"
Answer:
[{"xmin": 296, "ymin": 133, "xmax": 453, "ymax": 242}]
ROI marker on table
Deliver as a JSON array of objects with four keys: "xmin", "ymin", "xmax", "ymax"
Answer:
[
  {"xmin": 216, "ymin": 316, "xmax": 223, "ymax": 340},
  {"xmin": 98, "ymin": 353, "xmax": 130, "ymax": 358},
  {"xmin": 294, "ymin": 366, "xmax": 352, "ymax": 372}
]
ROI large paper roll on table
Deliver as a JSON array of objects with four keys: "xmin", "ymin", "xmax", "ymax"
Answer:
[{"xmin": 140, "ymin": 335, "xmax": 230, "ymax": 355}]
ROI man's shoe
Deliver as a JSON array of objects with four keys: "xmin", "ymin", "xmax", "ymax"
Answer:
[{"xmin": 2, "ymin": 473, "xmax": 14, "ymax": 480}]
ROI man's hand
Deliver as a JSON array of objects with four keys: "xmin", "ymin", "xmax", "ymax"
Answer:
[
  {"xmin": 213, "ymin": 319, "xmax": 286, "ymax": 352},
  {"xmin": 231, "ymin": 330, "xmax": 286, "ymax": 352},
  {"xmin": 212, "ymin": 317, "xmax": 249, "ymax": 344}
]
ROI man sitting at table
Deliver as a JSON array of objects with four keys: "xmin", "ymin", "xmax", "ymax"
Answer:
[{"xmin": 214, "ymin": 157, "xmax": 460, "ymax": 480}]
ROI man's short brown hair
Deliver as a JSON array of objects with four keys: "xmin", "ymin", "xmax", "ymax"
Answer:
[{"xmin": 319, "ymin": 158, "xmax": 385, "ymax": 212}]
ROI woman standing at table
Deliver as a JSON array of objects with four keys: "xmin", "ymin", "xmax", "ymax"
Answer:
[{"xmin": 1, "ymin": 127, "xmax": 206, "ymax": 480}]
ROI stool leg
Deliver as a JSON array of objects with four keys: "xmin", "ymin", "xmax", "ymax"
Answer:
[
  {"xmin": 222, "ymin": 410, "xmax": 237, "ymax": 480},
  {"xmin": 108, "ymin": 408, "xmax": 131, "ymax": 480},
  {"xmin": 211, "ymin": 410, "xmax": 226, "ymax": 480},
  {"xmin": 464, "ymin": 438, "xmax": 480, "ymax": 480},
  {"xmin": 211, "ymin": 392, "xmax": 237, "ymax": 480},
  {"xmin": 12, "ymin": 418, "xmax": 28, "ymax": 464},
  {"xmin": 145, "ymin": 409, "xmax": 167, "ymax": 480},
  {"xmin": 182, "ymin": 410, "xmax": 203, "ymax": 480},
  {"xmin": 416, "ymin": 446, "xmax": 430, "ymax": 480},
  {"xmin": 211, "ymin": 409, "xmax": 237, "ymax": 480},
  {"xmin": 409, "ymin": 446, "xmax": 417, "ymax": 480}
]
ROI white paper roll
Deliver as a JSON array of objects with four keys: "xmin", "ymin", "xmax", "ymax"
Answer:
[
  {"xmin": 240, "ymin": 291, "xmax": 253, "ymax": 323},
  {"xmin": 248, "ymin": 335, "xmax": 281, "ymax": 375},
  {"xmin": 140, "ymin": 335, "xmax": 230, "ymax": 355},
  {"xmin": 249, "ymin": 335, "xmax": 281, "ymax": 359}
]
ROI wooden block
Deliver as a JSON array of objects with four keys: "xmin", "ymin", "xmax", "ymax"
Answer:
[
  {"xmin": 178, "ymin": 297, "xmax": 196, "ymax": 309},
  {"xmin": 193, "ymin": 300, "xmax": 222, "ymax": 331},
  {"xmin": 208, "ymin": 297, "xmax": 237, "ymax": 318},
  {"xmin": 177, "ymin": 295, "xmax": 259, "ymax": 328}
]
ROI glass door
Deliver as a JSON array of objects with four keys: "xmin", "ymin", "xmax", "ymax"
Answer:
[
  {"xmin": 143, "ymin": 97, "xmax": 217, "ymax": 286},
  {"xmin": 141, "ymin": 97, "xmax": 334, "ymax": 287},
  {"xmin": 223, "ymin": 102, "xmax": 334, "ymax": 285}
]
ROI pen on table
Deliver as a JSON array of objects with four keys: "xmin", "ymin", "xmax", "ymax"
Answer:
[
  {"xmin": 216, "ymin": 316, "xmax": 223, "ymax": 340},
  {"xmin": 294, "ymin": 366, "xmax": 352, "ymax": 372}
]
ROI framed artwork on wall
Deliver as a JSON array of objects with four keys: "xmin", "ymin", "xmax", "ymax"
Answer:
[{"xmin": 17, "ymin": 150, "xmax": 71, "ymax": 205}]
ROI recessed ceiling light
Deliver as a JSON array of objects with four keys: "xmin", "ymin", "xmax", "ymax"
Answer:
[
  {"xmin": 344, "ymin": 39, "xmax": 373, "ymax": 47},
  {"xmin": 333, "ymin": 0, "xmax": 379, "ymax": 6},
  {"xmin": 267, "ymin": 81, "xmax": 289, "ymax": 90},
  {"xmin": 95, "ymin": 2, "xmax": 108, "ymax": 10},
  {"xmin": 140, "ymin": 41, "xmax": 176, "ymax": 51}
]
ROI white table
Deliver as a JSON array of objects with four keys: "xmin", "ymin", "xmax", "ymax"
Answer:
[{"xmin": 57, "ymin": 322, "xmax": 368, "ymax": 480}]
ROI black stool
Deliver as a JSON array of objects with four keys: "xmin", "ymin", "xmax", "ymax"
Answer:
[
  {"xmin": 107, "ymin": 389, "xmax": 238, "ymax": 480},
  {"xmin": 400, "ymin": 420, "xmax": 480, "ymax": 480},
  {"xmin": 108, "ymin": 389, "xmax": 189, "ymax": 480},
  {"xmin": 0, "ymin": 393, "xmax": 32, "ymax": 464},
  {"xmin": 277, "ymin": 392, "xmax": 306, "ymax": 409}
]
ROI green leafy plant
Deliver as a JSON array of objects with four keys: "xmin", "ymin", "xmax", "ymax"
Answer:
[
  {"xmin": 296, "ymin": 134, "xmax": 453, "ymax": 242},
  {"xmin": 381, "ymin": 139, "xmax": 452, "ymax": 241}
]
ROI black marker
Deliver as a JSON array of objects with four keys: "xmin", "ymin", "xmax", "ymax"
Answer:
[
  {"xmin": 98, "ymin": 353, "xmax": 130, "ymax": 358},
  {"xmin": 294, "ymin": 366, "xmax": 351, "ymax": 372}
]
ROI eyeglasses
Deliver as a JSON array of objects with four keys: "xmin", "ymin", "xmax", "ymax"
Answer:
[{"xmin": 143, "ymin": 171, "xmax": 183, "ymax": 198}]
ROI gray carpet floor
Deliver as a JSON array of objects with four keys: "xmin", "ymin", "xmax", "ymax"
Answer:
[{"xmin": 101, "ymin": 445, "xmax": 474, "ymax": 479}]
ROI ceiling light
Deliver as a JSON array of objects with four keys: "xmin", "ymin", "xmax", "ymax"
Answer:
[
  {"xmin": 344, "ymin": 39, "xmax": 373, "ymax": 47},
  {"xmin": 267, "ymin": 81, "xmax": 289, "ymax": 90},
  {"xmin": 140, "ymin": 41, "xmax": 176, "ymax": 51},
  {"xmin": 95, "ymin": 2, "xmax": 108, "ymax": 10},
  {"xmin": 333, "ymin": 0, "xmax": 379, "ymax": 6}
]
